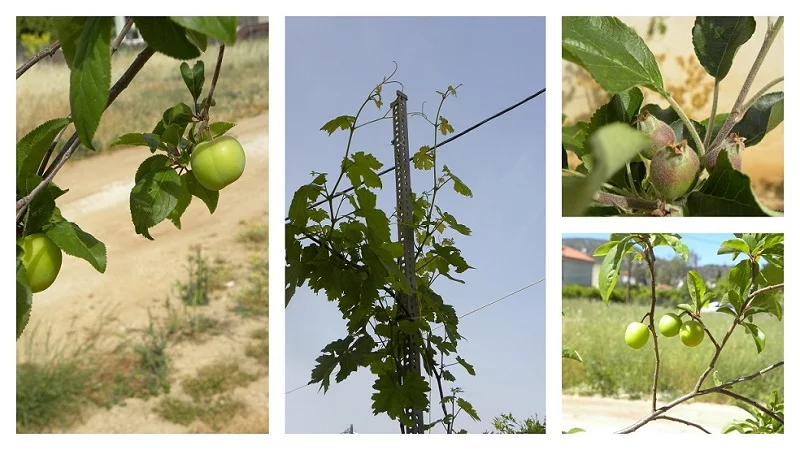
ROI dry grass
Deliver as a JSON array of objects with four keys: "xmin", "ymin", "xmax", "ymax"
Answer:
[{"xmin": 16, "ymin": 38, "xmax": 268, "ymax": 154}]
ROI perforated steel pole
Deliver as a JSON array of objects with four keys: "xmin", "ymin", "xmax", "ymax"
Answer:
[{"xmin": 390, "ymin": 91, "xmax": 423, "ymax": 434}]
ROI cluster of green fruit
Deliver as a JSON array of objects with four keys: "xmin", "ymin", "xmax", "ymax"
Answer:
[
  {"xmin": 624, "ymin": 313, "xmax": 705, "ymax": 349},
  {"xmin": 17, "ymin": 136, "xmax": 246, "ymax": 294},
  {"xmin": 635, "ymin": 111, "xmax": 745, "ymax": 201}
]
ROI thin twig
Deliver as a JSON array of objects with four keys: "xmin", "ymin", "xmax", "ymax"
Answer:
[
  {"xmin": 645, "ymin": 243, "xmax": 660, "ymax": 412},
  {"xmin": 16, "ymin": 46, "xmax": 156, "ymax": 214},
  {"xmin": 748, "ymin": 282, "xmax": 784, "ymax": 300},
  {"xmin": 36, "ymin": 126, "xmax": 68, "ymax": 177},
  {"xmin": 703, "ymin": 81, "xmax": 720, "ymax": 150},
  {"xmin": 653, "ymin": 416, "xmax": 711, "ymax": 434},
  {"xmin": 201, "ymin": 43, "xmax": 225, "ymax": 121},
  {"xmin": 111, "ymin": 18, "xmax": 134, "ymax": 52},
  {"xmin": 717, "ymin": 390, "xmax": 783, "ymax": 425},
  {"xmin": 708, "ymin": 17, "xmax": 784, "ymax": 152},
  {"xmin": 741, "ymin": 76, "xmax": 784, "ymax": 113},
  {"xmin": 691, "ymin": 315, "xmax": 721, "ymax": 350},
  {"xmin": 595, "ymin": 191, "xmax": 660, "ymax": 212},
  {"xmin": 16, "ymin": 41, "xmax": 62, "ymax": 79}
]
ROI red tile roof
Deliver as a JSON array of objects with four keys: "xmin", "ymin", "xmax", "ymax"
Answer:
[{"xmin": 562, "ymin": 246, "xmax": 596, "ymax": 263}]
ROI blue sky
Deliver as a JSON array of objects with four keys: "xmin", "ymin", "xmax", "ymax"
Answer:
[
  {"xmin": 285, "ymin": 17, "xmax": 546, "ymax": 434},
  {"xmin": 562, "ymin": 233, "xmax": 750, "ymax": 265}
]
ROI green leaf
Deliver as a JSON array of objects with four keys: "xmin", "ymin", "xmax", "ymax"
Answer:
[
  {"xmin": 742, "ymin": 322, "xmax": 766, "ymax": 354},
  {"xmin": 161, "ymin": 102, "xmax": 195, "ymax": 128},
  {"xmin": 642, "ymin": 103, "xmax": 679, "ymax": 125},
  {"xmin": 185, "ymin": 171, "xmax": 219, "ymax": 214},
  {"xmin": 111, "ymin": 133, "xmax": 149, "ymax": 148},
  {"xmin": 562, "ymin": 348, "xmax": 583, "ymax": 362},
  {"xmin": 597, "ymin": 241, "xmax": 632, "ymax": 304},
  {"xmin": 44, "ymin": 217, "xmax": 107, "ymax": 273},
  {"xmin": 562, "ymin": 122, "xmax": 589, "ymax": 157},
  {"xmin": 19, "ymin": 175, "xmax": 68, "ymax": 235},
  {"xmin": 209, "ymin": 122, "xmax": 236, "ymax": 139},
  {"xmin": 70, "ymin": 17, "xmax": 113, "ymax": 149},
  {"xmin": 562, "ymin": 123, "xmax": 651, "ymax": 216},
  {"xmin": 170, "ymin": 16, "xmax": 237, "ymax": 45},
  {"xmin": 184, "ymin": 29, "xmax": 208, "ymax": 52},
  {"xmin": 134, "ymin": 17, "xmax": 201, "ymax": 60},
  {"xmin": 167, "ymin": 173, "xmax": 193, "ymax": 229},
  {"xmin": 676, "ymin": 303, "xmax": 696, "ymax": 315},
  {"xmin": 440, "ymin": 211, "xmax": 471, "ymax": 236},
  {"xmin": 412, "ymin": 145, "xmax": 434, "ymax": 170},
  {"xmin": 731, "ymin": 92, "xmax": 783, "ymax": 147},
  {"xmin": 135, "ymin": 155, "xmax": 172, "ymax": 184},
  {"xmin": 371, "ymin": 370, "xmax": 429, "ymax": 426},
  {"xmin": 686, "ymin": 151, "xmax": 782, "ymax": 216},
  {"xmin": 654, "ymin": 234, "xmax": 690, "ymax": 261},
  {"xmin": 456, "ymin": 398, "xmax": 480, "ymax": 422},
  {"xmin": 17, "ymin": 260, "xmax": 32, "ymax": 340},
  {"xmin": 180, "ymin": 60, "xmax": 205, "ymax": 101},
  {"xmin": 53, "ymin": 17, "xmax": 87, "ymax": 68},
  {"xmin": 586, "ymin": 88, "xmax": 645, "ymax": 142},
  {"xmin": 692, "ymin": 17, "xmax": 756, "ymax": 80},
  {"xmin": 562, "ymin": 16, "xmax": 664, "ymax": 93},
  {"xmin": 320, "ymin": 115, "xmax": 356, "ymax": 135},
  {"xmin": 671, "ymin": 119, "xmax": 706, "ymax": 155},
  {"xmin": 345, "ymin": 151, "xmax": 383, "ymax": 189},
  {"xmin": 719, "ymin": 238, "xmax": 751, "ymax": 256},
  {"xmin": 455, "ymin": 356, "xmax": 475, "ymax": 376},
  {"xmin": 129, "ymin": 167, "xmax": 182, "ymax": 240},
  {"xmin": 728, "ymin": 260, "xmax": 752, "ymax": 298},
  {"xmin": 443, "ymin": 165, "xmax": 472, "ymax": 197},
  {"xmin": 686, "ymin": 270, "xmax": 707, "ymax": 311},
  {"xmin": 288, "ymin": 184, "xmax": 323, "ymax": 228},
  {"xmin": 438, "ymin": 116, "xmax": 455, "ymax": 135},
  {"xmin": 16, "ymin": 117, "xmax": 72, "ymax": 187}
]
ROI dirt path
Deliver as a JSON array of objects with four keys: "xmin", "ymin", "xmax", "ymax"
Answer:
[
  {"xmin": 17, "ymin": 113, "xmax": 269, "ymax": 433},
  {"xmin": 563, "ymin": 395, "xmax": 751, "ymax": 434}
]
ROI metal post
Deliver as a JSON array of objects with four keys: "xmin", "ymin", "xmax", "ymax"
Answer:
[{"xmin": 390, "ymin": 91, "xmax": 423, "ymax": 434}]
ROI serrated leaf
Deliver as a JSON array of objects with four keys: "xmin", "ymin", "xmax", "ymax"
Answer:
[
  {"xmin": 563, "ymin": 16, "xmax": 664, "ymax": 94},
  {"xmin": 19, "ymin": 175, "xmax": 68, "ymax": 235},
  {"xmin": 16, "ymin": 117, "xmax": 72, "ymax": 187},
  {"xmin": 443, "ymin": 165, "xmax": 472, "ymax": 197},
  {"xmin": 17, "ymin": 261, "xmax": 32, "ymax": 340},
  {"xmin": 438, "ymin": 116, "xmax": 455, "ymax": 135},
  {"xmin": 456, "ymin": 398, "xmax": 480, "ymax": 422},
  {"xmin": 731, "ymin": 92, "xmax": 783, "ymax": 147},
  {"xmin": 412, "ymin": 145, "xmax": 434, "ymax": 170},
  {"xmin": 371, "ymin": 371, "xmax": 429, "ymax": 426},
  {"xmin": 692, "ymin": 17, "xmax": 756, "ymax": 81},
  {"xmin": 562, "ymin": 122, "xmax": 651, "ymax": 216},
  {"xmin": 562, "ymin": 122, "xmax": 589, "ymax": 157},
  {"xmin": 185, "ymin": 170, "xmax": 219, "ymax": 214},
  {"xmin": 288, "ymin": 184, "xmax": 323, "ymax": 228},
  {"xmin": 320, "ymin": 115, "xmax": 356, "ymax": 135},
  {"xmin": 162, "ymin": 102, "xmax": 195, "ymax": 128},
  {"xmin": 134, "ymin": 17, "xmax": 201, "ymax": 60},
  {"xmin": 167, "ymin": 173, "xmax": 193, "ymax": 229},
  {"xmin": 54, "ymin": 17, "xmax": 87, "ymax": 68},
  {"xmin": 170, "ymin": 16, "xmax": 237, "ymax": 45},
  {"xmin": 129, "ymin": 167, "xmax": 181, "ymax": 240},
  {"xmin": 180, "ymin": 61, "xmax": 205, "ymax": 101},
  {"xmin": 455, "ymin": 356, "xmax": 475, "ymax": 376},
  {"xmin": 562, "ymin": 348, "xmax": 583, "ymax": 362},
  {"xmin": 345, "ymin": 151, "xmax": 383, "ymax": 189},
  {"xmin": 209, "ymin": 122, "xmax": 236, "ymax": 138},
  {"xmin": 686, "ymin": 151, "xmax": 782, "ymax": 216},
  {"xmin": 44, "ymin": 218, "xmax": 107, "ymax": 273},
  {"xmin": 135, "ymin": 155, "xmax": 172, "ymax": 184},
  {"xmin": 70, "ymin": 17, "xmax": 112, "ymax": 149},
  {"xmin": 111, "ymin": 133, "xmax": 149, "ymax": 148},
  {"xmin": 743, "ymin": 322, "xmax": 766, "ymax": 353}
]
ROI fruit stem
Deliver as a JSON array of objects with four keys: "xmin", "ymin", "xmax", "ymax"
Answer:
[{"xmin": 661, "ymin": 92, "xmax": 705, "ymax": 159}]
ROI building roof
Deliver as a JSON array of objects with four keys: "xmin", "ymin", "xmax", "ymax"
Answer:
[{"xmin": 562, "ymin": 246, "xmax": 596, "ymax": 263}]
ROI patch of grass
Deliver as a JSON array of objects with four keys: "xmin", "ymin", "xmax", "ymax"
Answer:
[
  {"xmin": 17, "ymin": 38, "xmax": 268, "ymax": 152},
  {"xmin": 233, "ymin": 253, "xmax": 268, "ymax": 317},
  {"xmin": 176, "ymin": 245, "xmax": 231, "ymax": 306},
  {"xmin": 16, "ymin": 360, "xmax": 93, "ymax": 433},
  {"xmin": 131, "ymin": 318, "xmax": 171, "ymax": 398},
  {"xmin": 245, "ymin": 328, "xmax": 269, "ymax": 365},
  {"xmin": 157, "ymin": 360, "xmax": 256, "ymax": 430},
  {"xmin": 562, "ymin": 298, "xmax": 784, "ymax": 404},
  {"xmin": 237, "ymin": 220, "xmax": 268, "ymax": 246}
]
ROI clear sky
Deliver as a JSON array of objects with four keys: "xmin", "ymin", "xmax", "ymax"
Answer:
[
  {"xmin": 285, "ymin": 17, "xmax": 546, "ymax": 434},
  {"xmin": 562, "ymin": 233, "xmax": 751, "ymax": 265}
]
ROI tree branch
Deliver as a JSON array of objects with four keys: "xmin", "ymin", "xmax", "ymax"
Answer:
[
  {"xmin": 201, "ymin": 43, "xmax": 225, "ymax": 121},
  {"xmin": 748, "ymin": 283, "xmax": 784, "ymax": 300},
  {"xmin": 653, "ymin": 416, "xmax": 711, "ymax": 434},
  {"xmin": 16, "ymin": 46, "xmax": 156, "ymax": 215},
  {"xmin": 16, "ymin": 41, "xmax": 62, "ymax": 79},
  {"xmin": 717, "ymin": 389, "xmax": 783, "ymax": 425},
  {"xmin": 645, "ymin": 243, "xmax": 661, "ymax": 412},
  {"xmin": 708, "ymin": 17, "xmax": 784, "ymax": 152}
]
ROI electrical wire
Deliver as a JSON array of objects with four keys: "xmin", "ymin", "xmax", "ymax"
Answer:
[
  {"xmin": 285, "ymin": 277, "xmax": 545, "ymax": 395},
  {"xmin": 285, "ymin": 88, "xmax": 546, "ymax": 221}
]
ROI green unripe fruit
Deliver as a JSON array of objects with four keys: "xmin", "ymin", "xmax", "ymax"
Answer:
[
  {"xmin": 18, "ymin": 233, "xmax": 63, "ymax": 293},
  {"xmin": 704, "ymin": 132, "xmax": 745, "ymax": 171},
  {"xmin": 680, "ymin": 321, "xmax": 705, "ymax": 347},
  {"xmin": 635, "ymin": 111, "xmax": 675, "ymax": 159},
  {"xmin": 650, "ymin": 140, "xmax": 700, "ymax": 201},
  {"xmin": 190, "ymin": 136, "xmax": 246, "ymax": 191},
  {"xmin": 625, "ymin": 322, "xmax": 650, "ymax": 349},
  {"xmin": 658, "ymin": 313, "xmax": 682, "ymax": 337}
]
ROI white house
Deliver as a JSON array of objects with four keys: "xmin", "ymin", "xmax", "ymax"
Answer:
[{"xmin": 562, "ymin": 246, "xmax": 600, "ymax": 287}]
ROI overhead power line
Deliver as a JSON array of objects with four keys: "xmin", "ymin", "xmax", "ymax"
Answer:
[
  {"xmin": 285, "ymin": 277, "xmax": 545, "ymax": 395},
  {"xmin": 285, "ymin": 88, "xmax": 546, "ymax": 220}
]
